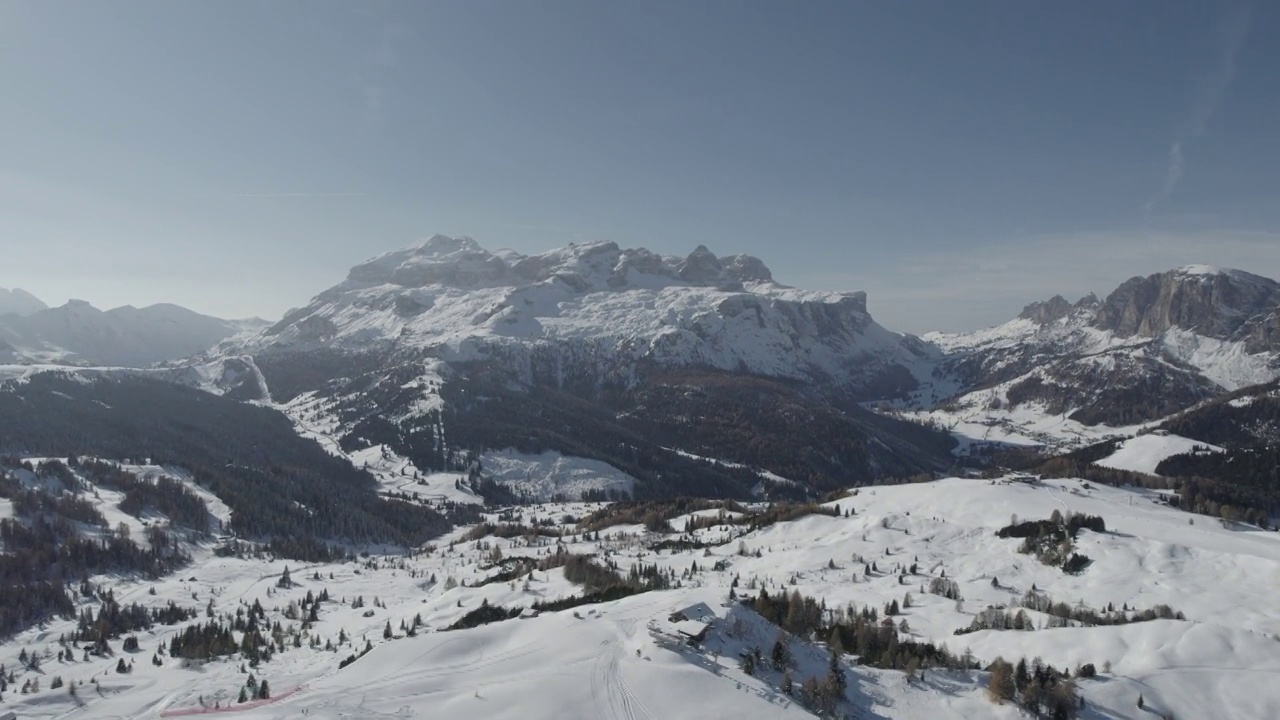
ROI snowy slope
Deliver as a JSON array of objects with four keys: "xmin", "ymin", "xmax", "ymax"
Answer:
[
  {"xmin": 1095, "ymin": 434, "xmax": 1224, "ymax": 475},
  {"xmin": 3, "ymin": 471, "xmax": 1277, "ymax": 720}
]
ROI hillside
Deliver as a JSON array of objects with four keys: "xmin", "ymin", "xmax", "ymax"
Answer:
[
  {"xmin": 0, "ymin": 372, "xmax": 473, "ymax": 554},
  {"xmin": 0, "ymin": 471, "xmax": 1275, "ymax": 720}
]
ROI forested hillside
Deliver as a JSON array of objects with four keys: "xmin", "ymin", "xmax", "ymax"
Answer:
[{"xmin": 0, "ymin": 373, "xmax": 479, "ymax": 555}]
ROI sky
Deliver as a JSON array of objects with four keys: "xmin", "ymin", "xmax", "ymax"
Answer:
[{"xmin": 1, "ymin": 0, "xmax": 1277, "ymax": 333}]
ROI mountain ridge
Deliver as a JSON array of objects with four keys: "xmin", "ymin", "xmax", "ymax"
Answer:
[
  {"xmin": 0, "ymin": 286, "xmax": 48, "ymax": 317},
  {"xmin": 909, "ymin": 263, "xmax": 1280, "ymax": 451},
  {"xmin": 0, "ymin": 298, "xmax": 267, "ymax": 367},
  {"xmin": 242, "ymin": 234, "xmax": 931, "ymax": 401}
]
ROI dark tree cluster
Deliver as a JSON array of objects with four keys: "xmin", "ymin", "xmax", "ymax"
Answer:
[
  {"xmin": 1158, "ymin": 459, "xmax": 1278, "ymax": 527},
  {"xmin": 167, "ymin": 622, "xmax": 242, "ymax": 662},
  {"xmin": 1019, "ymin": 590, "xmax": 1183, "ymax": 627},
  {"xmin": 749, "ymin": 589, "xmax": 976, "ymax": 674},
  {"xmin": 168, "ymin": 599, "xmax": 274, "ymax": 664},
  {"xmin": 0, "ymin": 581, "xmax": 74, "ymax": 640},
  {"xmin": 578, "ymin": 498, "xmax": 724, "ymax": 533},
  {"xmin": 5, "ymin": 486, "xmax": 106, "ymax": 528},
  {"xmin": 72, "ymin": 587, "xmax": 198, "ymax": 652},
  {"xmin": 997, "ymin": 513, "xmax": 1106, "ymax": 540},
  {"xmin": 72, "ymin": 459, "xmax": 212, "ymax": 532},
  {"xmin": 538, "ymin": 549, "xmax": 673, "ymax": 593},
  {"xmin": 0, "ymin": 470, "xmax": 188, "ymax": 638},
  {"xmin": 444, "ymin": 598, "xmax": 523, "ymax": 630},
  {"xmin": 463, "ymin": 522, "xmax": 562, "ymax": 542},
  {"xmin": 998, "ymin": 512, "xmax": 1103, "ymax": 573},
  {"xmin": 987, "ymin": 656, "xmax": 1080, "ymax": 720}
]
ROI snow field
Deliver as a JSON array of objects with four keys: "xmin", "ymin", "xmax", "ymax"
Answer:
[
  {"xmin": 1, "ymin": 475, "xmax": 1277, "ymax": 719},
  {"xmin": 1093, "ymin": 433, "xmax": 1223, "ymax": 475}
]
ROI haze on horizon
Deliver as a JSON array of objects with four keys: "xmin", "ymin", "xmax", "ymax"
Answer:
[{"xmin": 2, "ymin": 0, "xmax": 1277, "ymax": 334}]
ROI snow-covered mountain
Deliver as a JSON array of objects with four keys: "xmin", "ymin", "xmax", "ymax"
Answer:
[
  {"xmin": 0, "ymin": 299, "xmax": 267, "ymax": 367},
  {"xmin": 245, "ymin": 234, "xmax": 932, "ymax": 398},
  {"xmin": 910, "ymin": 266, "xmax": 1280, "ymax": 450},
  {"xmin": 195, "ymin": 236, "xmax": 955, "ymax": 499},
  {"xmin": 0, "ymin": 286, "xmax": 48, "ymax": 317}
]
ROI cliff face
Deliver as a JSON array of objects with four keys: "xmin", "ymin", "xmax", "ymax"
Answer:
[{"xmin": 1093, "ymin": 267, "xmax": 1280, "ymax": 349}]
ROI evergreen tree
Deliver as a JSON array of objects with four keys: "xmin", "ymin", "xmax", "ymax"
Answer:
[{"xmin": 771, "ymin": 632, "xmax": 790, "ymax": 671}]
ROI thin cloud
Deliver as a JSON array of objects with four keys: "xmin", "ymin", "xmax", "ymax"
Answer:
[{"xmin": 1146, "ymin": 5, "xmax": 1251, "ymax": 212}]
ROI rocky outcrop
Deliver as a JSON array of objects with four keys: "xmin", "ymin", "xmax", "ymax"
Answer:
[
  {"xmin": 1018, "ymin": 295, "xmax": 1074, "ymax": 325},
  {"xmin": 1093, "ymin": 267, "xmax": 1280, "ymax": 346}
]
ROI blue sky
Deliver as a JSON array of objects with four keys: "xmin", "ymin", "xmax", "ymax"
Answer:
[{"xmin": 2, "ymin": 0, "xmax": 1276, "ymax": 332}]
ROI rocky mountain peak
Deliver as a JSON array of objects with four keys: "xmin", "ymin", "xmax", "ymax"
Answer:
[
  {"xmin": 1018, "ymin": 295, "xmax": 1074, "ymax": 325},
  {"xmin": 1093, "ymin": 266, "xmax": 1280, "ymax": 343},
  {"xmin": 1075, "ymin": 293, "xmax": 1100, "ymax": 308},
  {"xmin": 1017, "ymin": 292, "xmax": 1103, "ymax": 326},
  {"xmin": 676, "ymin": 245, "xmax": 724, "ymax": 283},
  {"xmin": 338, "ymin": 235, "xmax": 778, "ymax": 294}
]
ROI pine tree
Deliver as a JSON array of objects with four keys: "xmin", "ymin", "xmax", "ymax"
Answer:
[
  {"xmin": 1015, "ymin": 657, "xmax": 1030, "ymax": 692},
  {"xmin": 771, "ymin": 632, "xmax": 790, "ymax": 671},
  {"xmin": 258, "ymin": 680, "xmax": 270, "ymax": 700}
]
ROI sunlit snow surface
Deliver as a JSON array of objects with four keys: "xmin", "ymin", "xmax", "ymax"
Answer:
[
  {"xmin": 1094, "ymin": 434, "xmax": 1224, "ymax": 475},
  {"xmin": 2, "ymin": 474, "xmax": 1277, "ymax": 720}
]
